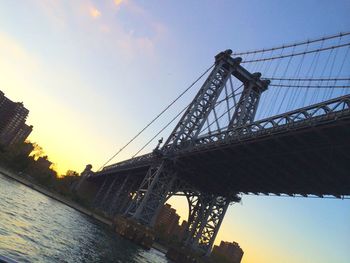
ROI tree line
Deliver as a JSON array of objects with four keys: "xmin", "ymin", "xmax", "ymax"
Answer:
[{"xmin": 0, "ymin": 140, "xmax": 83, "ymax": 203}]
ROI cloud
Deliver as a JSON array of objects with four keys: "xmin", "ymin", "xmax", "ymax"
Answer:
[
  {"xmin": 89, "ymin": 6, "xmax": 101, "ymax": 18},
  {"xmin": 31, "ymin": 0, "xmax": 168, "ymax": 59},
  {"xmin": 110, "ymin": 1, "xmax": 168, "ymax": 58},
  {"xmin": 124, "ymin": 0, "xmax": 146, "ymax": 16},
  {"xmin": 32, "ymin": 0, "xmax": 67, "ymax": 28},
  {"xmin": 114, "ymin": 0, "xmax": 124, "ymax": 7}
]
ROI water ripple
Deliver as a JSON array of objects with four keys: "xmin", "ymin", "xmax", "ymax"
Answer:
[{"xmin": 0, "ymin": 173, "xmax": 169, "ymax": 263}]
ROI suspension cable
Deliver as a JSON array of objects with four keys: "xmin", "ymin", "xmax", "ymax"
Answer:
[
  {"xmin": 242, "ymin": 42, "xmax": 350, "ymax": 63},
  {"xmin": 263, "ymin": 77, "xmax": 350, "ymax": 81},
  {"xmin": 233, "ymin": 31, "xmax": 350, "ymax": 56},
  {"xmin": 98, "ymin": 63, "xmax": 215, "ymax": 171},
  {"xmin": 132, "ymin": 105, "xmax": 188, "ymax": 158},
  {"xmin": 201, "ymin": 85, "xmax": 244, "ymax": 134},
  {"xmin": 132, "ymin": 86, "xmax": 244, "ymax": 157},
  {"xmin": 244, "ymin": 193, "xmax": 350, "ymax": 200},
  {"xmin": 269, "ymin": 84, "xmax": 350, "ymax": 88},
  {"xmin": 101, "ymin": 33, "xmax": 350, "ymax": 169}
]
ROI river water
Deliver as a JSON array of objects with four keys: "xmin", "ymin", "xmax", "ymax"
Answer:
[{"xmin": 0, "ymin": 173, "xmax": 169, "ymax": 263}]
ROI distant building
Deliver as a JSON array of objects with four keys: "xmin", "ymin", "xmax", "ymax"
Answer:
[
  {"xmin": 9, "ymin": 123, "xmax": 33, "ymax": 147},
  {"xmin": 0, "ymin": 91, "xmax": 17, "ymax": 134},
  {"xmin": 178, "ymin": 220, "xmax": 188, "ymax": 239},
  {"xmin": 155, "ymin": 203, "xmax": 180, "ymax": 235},
  {"xmin": 212, "ymin": 241, "xmax": 244, "ymax": 263},
  {"xmin": 0, "ymin": 91, "xmax": 32, "ymax": 147},
  {"xmin": 20, "ymin": 142, "xmax": 35, "ymax": 156}
]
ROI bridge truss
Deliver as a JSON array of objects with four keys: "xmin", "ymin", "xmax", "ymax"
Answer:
[{"xmin": 84, "ymin": 32, "xmax": 350, "ymax": 254}]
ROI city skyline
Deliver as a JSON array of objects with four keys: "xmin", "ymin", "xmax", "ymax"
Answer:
[{"xmin": 1, "ymin": 1, "xmax": 349, "ymax": 262}]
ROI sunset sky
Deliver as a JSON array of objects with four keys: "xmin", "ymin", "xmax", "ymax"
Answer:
[{"xmin": 1, "ymin": 1, "xmax": 349, "ymax": 262}]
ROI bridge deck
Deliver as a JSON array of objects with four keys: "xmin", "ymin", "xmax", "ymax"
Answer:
[
  {"xmin": 93, "ymin": 96, "xmax": 350, "ymax": 198},
  {"xmin": 176, "ymin": 111, "xmax": 350, "ymax": 197}
]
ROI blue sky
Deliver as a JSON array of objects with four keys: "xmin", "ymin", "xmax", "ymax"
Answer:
[{"xmin": 0, "ymin": 1, "xmax": 349, "ymax": 262}]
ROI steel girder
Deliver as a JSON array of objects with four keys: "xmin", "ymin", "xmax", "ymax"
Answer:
[
  {"xmin": 92, "ymin": 176, "xmax": 114, "ymax": 208},
  {"xmin": 163, "ymin": 50, "xmax": 238, "ymax": 151},
  {"xmin": 91, "ymin": 174, "xmax": 140, "ymax": 217},
  {"xmin": 92, "ymin": 96, "xmax": 349, "ymax": 178},
  {"xmin": 163, "ymin": 189, "xmax": 233, "ymax": 254},
  {"xmin": 190, "ymin": 94, "xmax": 350, "ymax": 148},
  {"xmin": 107, "ymin": 176, "xmax": 129, "ymax": 215},
  {"xmin": 125, "ymin": 161, "xmax": 177, "ymax": 226},
  {"xmin": 181, "ymin": 194, "xmax": 232, "ymax": 255},
  {"xmin": 162, "ymin": 50, "xmax": 269, "ymax": 153},
  {"xmin": 109, "ymin": 175, "xmax": 139, "ymax": 216},
  {"xmin": 194, "ymin": 196, "xmax": 230, "ymax": 254},
  {"xmin": 100, "ymin": 177, "xmax": 120, "ymax": 211},
  {"xmin": 229, "ymin": 72, "xmax": 267, "ymax": 128},
  {"xmin": 184, "ymin": 194, "xmax": 203, "ymax": 245}
]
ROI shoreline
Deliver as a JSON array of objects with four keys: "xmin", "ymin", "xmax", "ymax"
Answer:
[
  {"xmin": 0, "ymin": 167, "xmax": 168, "ymax": 255},
  {"xmin": 0, "ymin": 166, "xmax": 113, "ymax": 227}
]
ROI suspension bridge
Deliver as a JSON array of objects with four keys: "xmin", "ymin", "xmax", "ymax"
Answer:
[{"xmin": 77, "ymin": 32, "xmax": 350, "ymax": 257}]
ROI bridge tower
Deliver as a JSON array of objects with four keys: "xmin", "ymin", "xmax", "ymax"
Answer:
[{"xmin": 123, "ymin": 50, "xmax": 270, "ymax": 254}]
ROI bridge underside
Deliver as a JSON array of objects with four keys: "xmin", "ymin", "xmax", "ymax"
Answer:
[
  {"xmin": 90, "ymin": 118, "xmax": 350, "ymax": 197},
  {"xmin": 89, "ymin": 105, "xmax": 350, "ymax": 200},
  {"xmin": 175, "ymin": 115, "xmax": 350, "ymax": 197},
  {"xmin": 91, "ymin": 113, "xmax": 350, "ymax": 198}
]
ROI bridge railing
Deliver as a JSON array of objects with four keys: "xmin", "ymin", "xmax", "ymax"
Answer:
[
  {"xmin": 101, "ymin": 152, "xmax": 154, "ymax": 172},
  {"xmin": 190, "ymin": 94, "xmax": 350, "ymax": 147}
]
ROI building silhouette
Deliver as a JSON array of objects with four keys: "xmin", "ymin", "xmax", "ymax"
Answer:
[
  {"xmin": 175, "ymin": 220, "xmax": 188, "ymax": 241},
  {"xmin": 155, "ymin": 203, "xmax": 180, "ymax": 235},
  {"xmin": 0, "ymin": 91, "xmax": 32, "ymax": 147},
  {"xmin": 155, "ymin": 204, "xmax": 243, "ymax": 262},
  {"xmin": 154, "ymin": 204, "xmax": 189, "ymax": 242},
  {"xmin": 212, "ymin": 241, "xmax": 244, "ymax": 263}
]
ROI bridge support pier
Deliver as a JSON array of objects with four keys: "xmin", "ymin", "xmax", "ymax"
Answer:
[
  {"xmin": 194, "ymin": 196, "xmax": 230, "ymax": 255},
  {"xmin": 100, "ymin": 177, "xmax": 119, "ymax": 211},
  {"xmin": 184, "ymin": 194, "xmax": 203, "ymax": 245},
  {"xmin": 126, "ymin": 161, "xmax": 176, "ymax": 226},
  {"xmin": 110, "ymin": 175, "xmax": 139, "ymax": 216},
  {"xmin": 180, "ymin": 194, "xmax": 235, "ymax": 255},
  {"xmin": 92, "ymin": 176, "xmax": 113, "ymax": 208}
]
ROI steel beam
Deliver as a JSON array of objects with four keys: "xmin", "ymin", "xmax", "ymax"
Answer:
[
  {"xmin": 108, "ymin": 175, "xmax": 131, "ymax": 215},
  {"xmin": 184, "ymin": 194, "xmax": 203, "ymax": 245},
  {"xmin": 125, "ymin": 161, "xmax": 176, "ymax": 226},
  {"xmin": 92, "ymin": 176, "xmax": 112, "ymax": 208},
  {"xmin": 100, "ymin": 176, "xmax": 119, "ymax": 211},
  {"xmin": 229, "ymin": 72, "xmax": 267, "ymax": 128},
  {"xmin": 185, "ymin": 195, "xmax": 231, "ymax": 254},
  {"xmin": 163, "ymin": 50, "xmax": 240, "ymax": 151}
]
